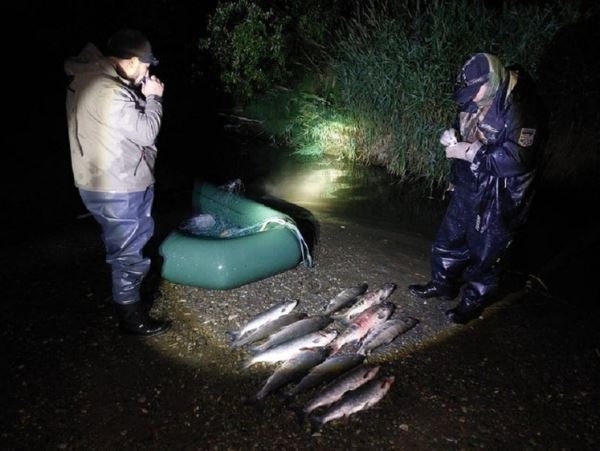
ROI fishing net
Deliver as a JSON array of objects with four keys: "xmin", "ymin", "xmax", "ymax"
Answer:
[
  {"xmin": 178, "ymin": 213, "xmax": 314, "ymax": 267},
  {"xmin": 179, "ymin": 213, "xmax": 242, "ymax": 238}
]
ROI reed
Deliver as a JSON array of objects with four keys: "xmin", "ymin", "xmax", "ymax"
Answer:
[
  {"xmin": 244, "ymin": 0, "xmax": 577, "ymax": 188},
  {"xmin": 329, "ymin": 0, "xmax": 576, "ymax": 187}
]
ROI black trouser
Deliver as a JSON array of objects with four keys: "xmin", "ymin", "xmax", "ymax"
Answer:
[{"xmin": 431, "ymin": 188, "xmax": 512, "ymax": 301}]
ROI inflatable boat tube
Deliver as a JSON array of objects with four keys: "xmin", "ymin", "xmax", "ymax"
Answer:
[{"xmin": 159, "ymin": 183, "xmax": 303, "ymax": 289}]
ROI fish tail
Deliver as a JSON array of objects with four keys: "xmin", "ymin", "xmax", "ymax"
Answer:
[
  {"xmin": 241, "ymin": 358, "xmax": 255, "ymax": 370},
  {"xmin": 230, "ymin": 338, "xmax": 245, "ymax": 349},
  {"xmin": 226, "ymin": 330, "xmax": 239, "ymax": 343},
  {"xmin": 289, "ymin": 404, "xmax": 306, "ymax": 425},
  {"xmin": 309, "ymin": 416, "xmax": 323, "ymax": 435},
  {"xmin": 249, "ymin": 387, "xmax": 270, "ymax": 404},
  {"xmin": 248, "ymin": 344, "xmax": 265, "ymax": 355}
]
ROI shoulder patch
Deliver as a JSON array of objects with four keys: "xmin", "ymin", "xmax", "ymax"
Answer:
[{"xmin": 518, "ymin": 128, "xmax": 536, "ymax": 147}]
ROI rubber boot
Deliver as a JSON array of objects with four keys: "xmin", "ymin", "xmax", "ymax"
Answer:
[
  {"xmin": 408, "ymin": 281, "xmax": 459, "ymax": 301},
  {"xmin": 445, "ymin": 298, "xmax": 486, "ymax": 324},
  {"xmin": 115, "ymin": 302, "xmax": 171, "ymax": 336}
]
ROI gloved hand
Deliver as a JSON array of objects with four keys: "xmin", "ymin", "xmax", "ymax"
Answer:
[
  {"xmin": 440, "ymin": 128, "xmax": 458, "ymax": 146},
  {"xmin": 445, "ymin": 141, "xmax": 482, "ymax": 162}
]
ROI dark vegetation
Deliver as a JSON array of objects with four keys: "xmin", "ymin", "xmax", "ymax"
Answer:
[{"xmin": 203, "ymin": 0, "xmax": 595, "ymax": 190}]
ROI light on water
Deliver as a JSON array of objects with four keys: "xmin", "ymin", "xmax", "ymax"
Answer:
[
  {"xmin": 264, "ymin": 166, "xmax": 346, "ymax": 208},
  {"xmin": 257, "ymin": 155, "xmax": 444, "ymax": 237}
]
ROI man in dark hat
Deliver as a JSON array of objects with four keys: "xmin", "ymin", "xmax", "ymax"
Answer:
[
  {"xmin": 408, "ymin": 53, "xmax": 546, "ymax": 324},
  {"xmin": 65, "ymin": 29, "xmax": 170, "ymax": 336}
]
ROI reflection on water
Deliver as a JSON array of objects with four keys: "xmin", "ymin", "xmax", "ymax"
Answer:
[
  {"xmin": 244, "ymin": 151, "xmax": 446, "ymax": 239},
  {"xmin": 261, "ymin": 165, "xmax": 347, "ymax": 206}
]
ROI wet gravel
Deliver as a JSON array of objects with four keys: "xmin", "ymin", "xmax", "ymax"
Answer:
[{"xmin": 2, "ymin": 205, "xmax": 599, "ymax": 450}]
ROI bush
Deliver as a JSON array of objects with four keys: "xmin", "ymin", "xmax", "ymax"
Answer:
[
  {"xmin": 200, "ymin": 0, "xmax": 288, "ymax": 99},
  {"xmin": 329, "ymin": 0, "xmax": 578, "ymax": 186},
  {"xmin": 208, "ymin": 0, "xmax": 579, "ymax": 188},
  {"xmin": 201, "ymin": 0, "xmax": 350, "ymax": 101}
]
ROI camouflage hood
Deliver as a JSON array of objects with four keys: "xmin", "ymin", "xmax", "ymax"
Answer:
[{"xmin": 453, "ymin": 53, "xmax": 507, "ymax": 108}]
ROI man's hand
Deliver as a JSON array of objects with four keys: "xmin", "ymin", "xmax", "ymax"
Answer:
[
  {"xmin": 142, "ymin": 75, "xmax": 165, "ymax": 98},
  {"xmin": 440, "ymin": 128, "xmax": 458, "ymax": 146},
  {"xmin": 445, "ymin": 141, "xmax": 482, "ymax": 162}
]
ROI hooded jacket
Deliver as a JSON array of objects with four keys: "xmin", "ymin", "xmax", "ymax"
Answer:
[
  {"xmin": 450, "ymin": 65, "xmax": 546, "ymax": 233},
  {"xmin": 65, "ymin": 43, "xmax": 163, "ymax": 192}
]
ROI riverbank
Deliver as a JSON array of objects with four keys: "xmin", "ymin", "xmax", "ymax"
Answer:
[{"xmin": 2, "ymin": 198, "xmax": 599, "ymax": 449}]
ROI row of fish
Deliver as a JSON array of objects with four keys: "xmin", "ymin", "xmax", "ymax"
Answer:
[{"xmin": 226, "ymin": 283, "xmax": 418, "ymax": 433}]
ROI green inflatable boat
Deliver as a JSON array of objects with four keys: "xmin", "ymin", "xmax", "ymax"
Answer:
[{"xmin": 159, "ymin": 182, "xmax": 311, "ymax": 289}]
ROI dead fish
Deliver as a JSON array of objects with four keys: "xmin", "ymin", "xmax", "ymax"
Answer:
[
  {"xmin": 310, "ymin": 376, "xmax": 395, "ymax": 434},
  {"xmin": 231, "ymin": 312, "xmax": 307, "ymax": 349},
  {"xmin": 249, "ymin": 348, "xmax": 330, "ymax": 403},
  {"xmin": 250, "ymin": 315, "xmax": 333, "ymax": 354},
  {"xmin": 301, "ymin": 365, "xmax": 381, "ymax": 420},
  {"xmin": 228, "ymin": 299, "xmax": 298, "ymax": 342},
  {"xmin": 330, "ymin": 302, "xmax": 395, "ymax": 354},
  {"xmin": 242, "ymin": 330, "xmax": 338, "ymax": 369},
  {"xmin": 333, "ymin": 283, "xmax": 396, "ymax": 324},
  {"xmin": 285, "ymin": 353, "xmax": 365, "ymax": 397},
  {"xmin": 323, "ymin": 283, "xmax": 368, "ymax": 315},
  {"xmin": 357, "ymin": 317, "xmax": 419, "ymax": 355}
]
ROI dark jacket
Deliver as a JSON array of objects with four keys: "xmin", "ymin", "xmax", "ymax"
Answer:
[{"xmin": 450, "ymin": 65, "xmax": 547, "ymax": 233}]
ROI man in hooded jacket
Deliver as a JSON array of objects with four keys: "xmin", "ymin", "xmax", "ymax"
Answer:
[
  {"xmin": 408, "ymin": 53, "xmax": 546, "ymax": 324},
  {"xmin": 65, "ymin": 29, "xmax": 170, "ymax": 336}
]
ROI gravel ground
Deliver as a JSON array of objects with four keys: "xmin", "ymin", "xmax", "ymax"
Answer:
[{"xmin": 2, "ymin": 199, "xmax": 599, "ymax": 450}]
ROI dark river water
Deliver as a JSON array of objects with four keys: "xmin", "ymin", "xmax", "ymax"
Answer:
[
  {"xmin": 254, "ymin": 157, "xmax": 444, "ymax": 237},
  {"xmin": 190, "ymin": 142, "xmax": 447, "ymax": 241}
]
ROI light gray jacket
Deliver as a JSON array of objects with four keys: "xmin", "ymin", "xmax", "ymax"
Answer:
[{"xmin": 65, "ymin": 43, "xmax": 163, "ymax": 192}]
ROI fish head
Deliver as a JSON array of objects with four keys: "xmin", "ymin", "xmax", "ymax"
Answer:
[
  {"xmin": 378, "ymin": 376, "xmax": 396, "ymax": 392},
  {"xmin": 379, "ymin": 282, "xmax": 398, "ymax": 299},
  {"xmin": 366, "ymin": 365, "xmax": 381, "ymax": 379},
  {"xmin": 282, "ymin": 299, "xmax": 299, "ymax": 315},
  {"xmin": 360, "ymin": 291, "xmax": 377, "ymax": 302},
  {"xmin": 377, "ymin": 302, "xmax": 396, "ymax": 319},
  {"xmin": 314, "ymin": 330, "xmax": 338, "ymax": 345},
  {"xmin": 380, "ymin": 376, "xmax": 395, "ymax": 390},
  {"xmin": 364, "ymin": 365, "xmax": 381, "ymax": 380}
]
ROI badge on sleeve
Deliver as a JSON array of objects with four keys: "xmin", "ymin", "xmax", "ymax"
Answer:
[{"xmin": 517, "ymin": 128, "xmax": 536, "ymax": 147}]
